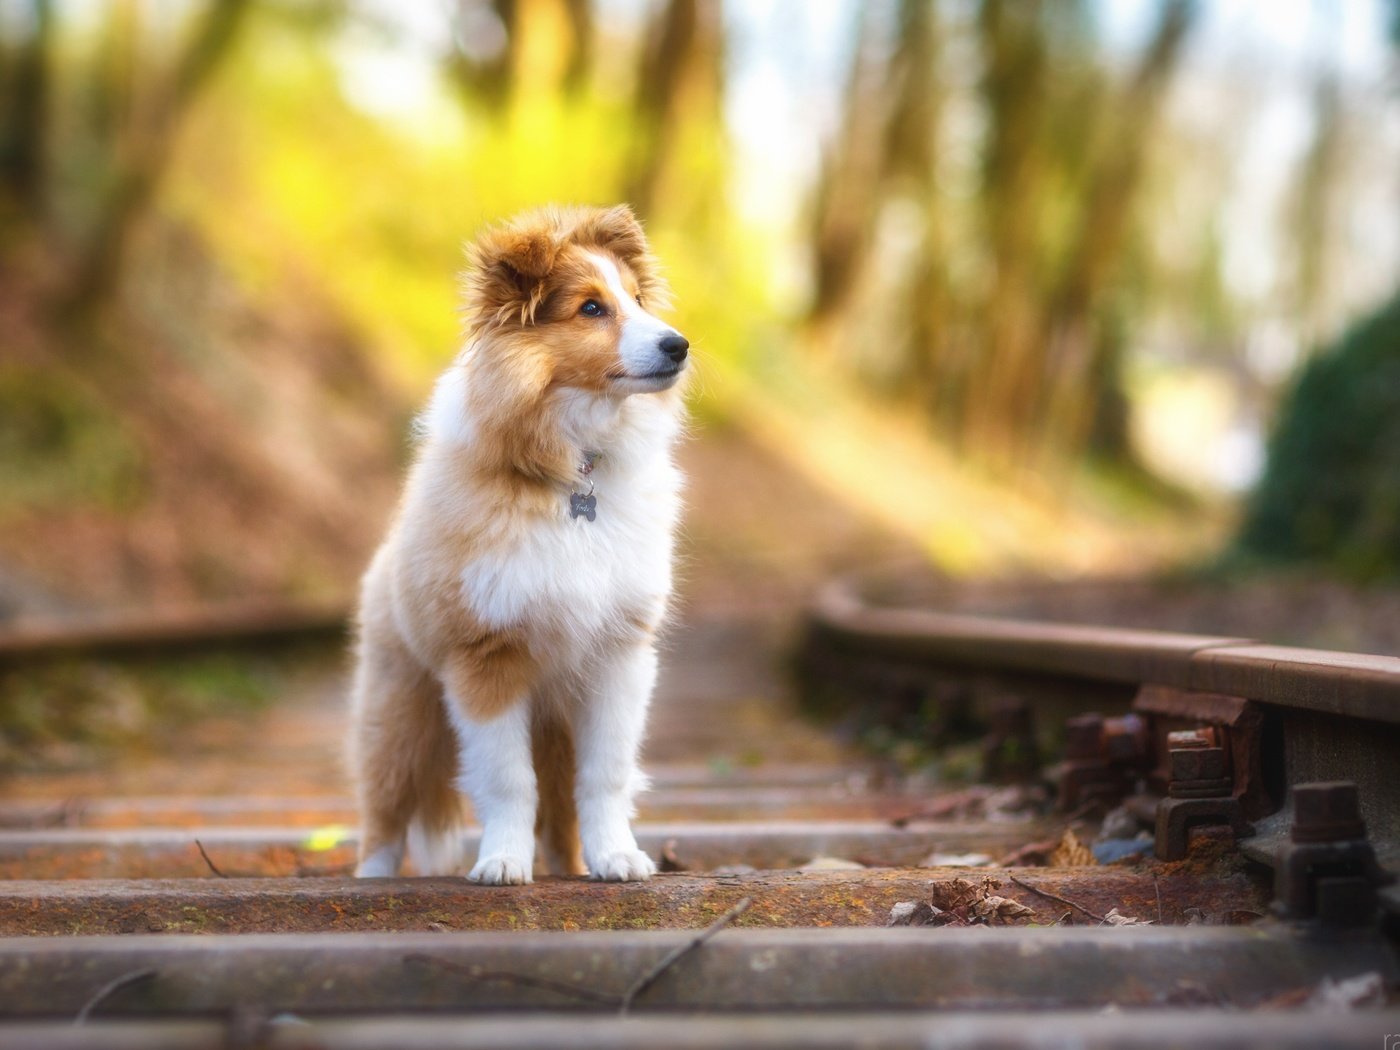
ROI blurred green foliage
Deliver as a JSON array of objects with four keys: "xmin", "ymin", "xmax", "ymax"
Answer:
[
  {"xmin": 1236, "ymin": 293, "xmax": 1400, "ymax": 580},
  {"xmin": 0, "ymin": 364, "xmax": 145, "ymax": 515},
  {"xmin": 1, "ymin": 654, "xmax": 265, "ymax": 768},
  {"xmin": 0, "ymin": 642, "xmax": 339, "ymax": 770}
]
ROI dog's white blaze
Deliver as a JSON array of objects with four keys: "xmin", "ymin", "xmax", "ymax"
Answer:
[{"xmin": 585, "ymin": 251, "xmax": 678, "ymax": 378}]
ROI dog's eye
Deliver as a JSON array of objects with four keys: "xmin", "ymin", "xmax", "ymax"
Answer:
[
  {"xmin": 580, "ymin": 299, "xmax": 604, "ymax": 317},
  {"xmin": 635, "ymin": 294, "xmax": 644, "ymax": 307}
]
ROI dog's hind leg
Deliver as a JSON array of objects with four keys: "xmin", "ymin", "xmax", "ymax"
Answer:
[{"xmin": 349, "ymin": 622, "xmax": 460, "ymax": 877}]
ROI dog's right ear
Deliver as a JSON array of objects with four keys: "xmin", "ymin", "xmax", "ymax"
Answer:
[
  {"xmin": 465, "ymin": 224, "xmax": 559, "ymax": 328},
  {"xmin": 576, "ymin": 204, "xmax": 647, "ymax": 263}
]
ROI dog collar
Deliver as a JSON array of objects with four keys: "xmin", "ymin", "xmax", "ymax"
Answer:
[{"xmin": 569, "ymin": 451, "xmax": 601, "ymax": 522}]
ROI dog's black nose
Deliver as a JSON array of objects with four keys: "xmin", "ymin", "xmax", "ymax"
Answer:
[{"xmin": 659, "ymin": 333, "xmax": 689, "ymax": 363}]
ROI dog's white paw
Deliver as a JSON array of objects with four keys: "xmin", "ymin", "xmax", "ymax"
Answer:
[
  {"xmin": 589, "ymin": 849, "xmax": 657, "ymax": 882},
  {"xmin": 468, "ymin": 855, "xmax": 533, "ymax": 885}
]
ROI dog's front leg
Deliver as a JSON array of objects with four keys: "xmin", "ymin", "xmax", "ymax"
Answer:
[
  {"xmin": 448, "ymin": 696, "xmax": 537, "ymax": 885},
  {"xmin": 575, "ymin": 644, "xmax": 658, "ymax": 882}
]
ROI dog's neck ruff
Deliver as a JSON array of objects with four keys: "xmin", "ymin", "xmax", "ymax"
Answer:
[{"xmin": 570, "ymin": 450, "xmax": 601, "ymax": 522}]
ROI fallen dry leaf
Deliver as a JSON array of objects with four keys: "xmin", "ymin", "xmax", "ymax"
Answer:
[
  {"xmin": 1101, "ymin": 907, "xmax": 1151, "ymax": 926},
  {"xmin": 970, "ymin": 895, "xmax": 1035, "ymax": 924},
  {"xmin": 1048, "ymin": 828, "xmax": 1097, "ymax": 867},
  {"xmin": 927, "ymin": 876, "xmax": 993, "ymax": 912}
]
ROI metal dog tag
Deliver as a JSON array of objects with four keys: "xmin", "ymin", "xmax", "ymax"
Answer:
[{"xmin": 570, "ymin": 491, "xmax": 597, "ymax": 521}]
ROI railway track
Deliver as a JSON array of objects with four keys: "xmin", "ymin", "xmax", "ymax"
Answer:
[{"xmin": 0, "ymin": 586, "xmax": 1397, "ymax": 1048}]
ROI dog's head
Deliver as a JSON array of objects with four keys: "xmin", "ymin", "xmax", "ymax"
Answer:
[{"xmin": 463, "ymin": 205, "xmax": 688, "ymax": 395}]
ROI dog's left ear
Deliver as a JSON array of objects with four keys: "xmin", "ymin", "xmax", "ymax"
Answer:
[
  {"xmin": 577, "ymin": 204, "xmax": 647, "ymax": 263},
  {"xmin": 465, "ymin": 223, "xmax": 560, "ymax": 327}
]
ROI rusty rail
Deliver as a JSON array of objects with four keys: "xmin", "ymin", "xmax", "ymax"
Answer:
[
  {"xmin": 0, "ymin": 600, "xmax": 350, "ymax": 664},
  {"xmin": 809, "ymin": 579, "xmax": 1400, "ymax": 721},
  {"xmin": 802, "ymin": 575, "xmax": 1400, "ymax": 922}
]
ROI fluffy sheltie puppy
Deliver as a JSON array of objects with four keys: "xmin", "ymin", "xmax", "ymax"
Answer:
[{"xmin": 348, "ymin": 204, "xmax": 688, "ymax": 884}]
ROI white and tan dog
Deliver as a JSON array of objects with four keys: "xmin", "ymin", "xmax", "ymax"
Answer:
[{"xmin": 348, "ymin": 204, "xmax": 687, "ymax": 884}]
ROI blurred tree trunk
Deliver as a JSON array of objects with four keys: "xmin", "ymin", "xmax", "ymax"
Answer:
[
  {"xmin": 562, "ymin": 0, "xmax": 595, "ymax": 94},
  {"xmin": 0, "ymin": 0, "xmax": 53, "ymax": 218},
  {"xmin": 1039, "ymin": 0, "xmax": 1195, "ymax": 460},
  {"xmin": 963, "ymin": 0, "xmax": 1049, "ymax": 458},
  {"xmin": 1292, "ymin": 69, "xmax": 1343, "ymax": 347},
  {"xmin": 625, "ymin": 0, "xmax": 723, "ymax": 218},
  {"xmin": 63, "ymin": 0, "xmax": 251, "ymax": 312},
  {"xmin": 92, "ymin": 1, "xmax": 140, "ymax": 148},
  {"xmin": 887, "ymin": 0, "xmax": 953, "ymax": 410},
  {"xmin": 807, "ymin": 4, "xmax": 893, "ymax": 329}
]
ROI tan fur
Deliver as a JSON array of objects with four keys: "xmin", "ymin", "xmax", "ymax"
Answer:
[
  {"xmin": 532, "ymin": 710, "xmax": 587, "ymax": 876},
  {"xmin": 349, "ymin": 204, "xmax": 678, "ymax": 877},
  {"xmin": 348, "ymin": 566, "xmax": 461, "ymax": 867}
]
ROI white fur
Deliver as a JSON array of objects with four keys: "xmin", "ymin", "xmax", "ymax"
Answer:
[
  {"xmin": 573, "ymin": 643, "xmax": 659, "ymax": 880},
  {"xmin": 357, "ymin": 843, "xmax": 404, "ymax": 878},
  {"xmin": 447, "ymin": 696, "xmax": 538, "ymax": 884},
  {"xmin": 452, "ymin": 389, "xmax": 681, "ymax": 652},
  {"xmin": 415, "ymin": 365, "xmax": 475, "ymax": 445},
  {"xmin": 406, "ymin": 818, "xmax": 465, "ymax": 878},
  {"xmin": 402, "ymin": 296, "xmax": 683, "ymax": 884}
]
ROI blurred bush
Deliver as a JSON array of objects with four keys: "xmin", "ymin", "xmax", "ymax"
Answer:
[{"xmin": 1236, "ymin": 292, "xmax": 1400, "ymax": 580}]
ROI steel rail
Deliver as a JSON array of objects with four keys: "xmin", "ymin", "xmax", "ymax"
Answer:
[
  {"xmin": 803, "ymin": 576, "xmax": 1400, "ymax": 904},
  {"xmin": 809, "ymin": 578, "xmax": 1400, "ymax": 722},
  {"xmin": 0, "ymin": 601, "xmax": 350, "ymax": 663}
]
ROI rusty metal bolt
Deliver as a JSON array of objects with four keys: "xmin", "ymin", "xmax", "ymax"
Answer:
[
  {"xmin": 1063, "ymin": 714, "xmax": 1105, "ymax": 762},
  {"xmin": 1291, "ymin": 781, "xmax": 1367, "ymax": 844},
  {"xmin": 1169, "ymin": 746, "xmax": 1228, "ymax": 784}
]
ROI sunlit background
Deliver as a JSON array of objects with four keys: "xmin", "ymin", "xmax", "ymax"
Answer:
[{"xmin": 2, "ymin": 0, "xmax": 1398, "ymax": 621}]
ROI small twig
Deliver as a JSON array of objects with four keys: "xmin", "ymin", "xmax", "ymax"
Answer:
[
  {"xmin": 74, "ymin": 968, "xmax": 158, "ymax": 1024},
  {"xmin": 619, "ymin": 897, "xmax": 751, "ymax": 1014},
  {"xmin": 1006, "ymin": 874, "xmax": 1106, "ymax": 924},
  {"xmin": 194, "ymin": 839, "xmax": 227, "ymax": 878},
  {"xmin": 1153, "ymin": 876, "xmax": 1163, "ymax": 924},
  {"xmin": 403, "ymin": 953, "xmax": 619, "ymax": 1007}
]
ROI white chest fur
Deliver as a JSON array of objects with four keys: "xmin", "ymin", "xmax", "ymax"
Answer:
[
  {"xmin": 459, "ymin": 452, "xmax": 680, "ymax": 657},
  {"xmin": 416, "ymin": 370, "xmax": 683, "ymax": 669}
]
